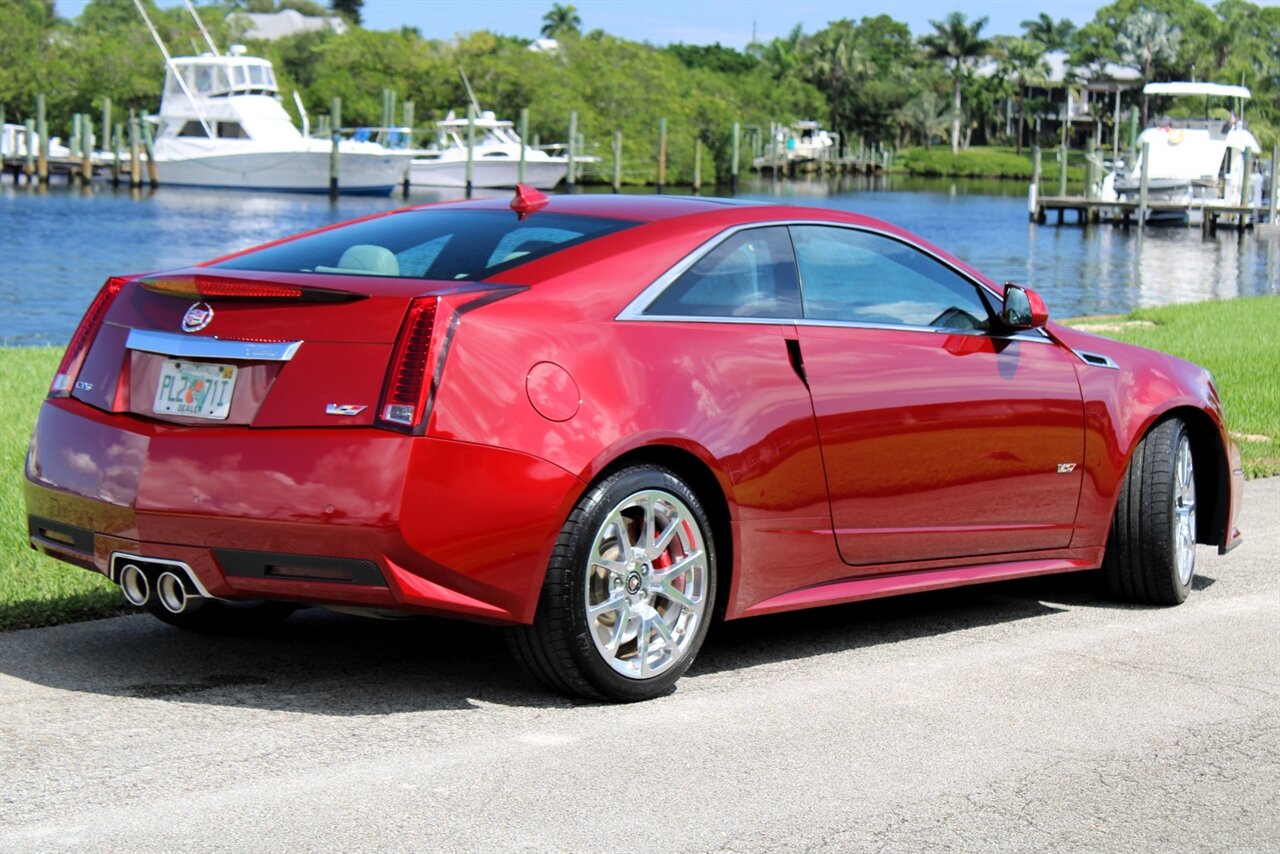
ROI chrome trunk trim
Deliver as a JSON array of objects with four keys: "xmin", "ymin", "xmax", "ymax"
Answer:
[{"xmin": 126, "ymin": 328, "xmax": 302, "ymax": 361}]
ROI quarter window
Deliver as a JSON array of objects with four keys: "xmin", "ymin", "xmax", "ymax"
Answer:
[
  {"xmin": 644, "ymin": 227, "xmax": 800, "ymax": 319},
  {"xmin": 790, "ymin": 226, "xmax": 992, "ymax": 330}
]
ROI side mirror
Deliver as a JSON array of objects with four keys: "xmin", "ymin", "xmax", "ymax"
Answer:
[{"xmin": 1001, "ymin": 284, "xmax": 1049, "ymax": 329}]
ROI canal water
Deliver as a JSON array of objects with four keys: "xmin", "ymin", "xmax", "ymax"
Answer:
[{"xmin": 1, "ymin": 175, "xmax": 1277, "ymax": 346}]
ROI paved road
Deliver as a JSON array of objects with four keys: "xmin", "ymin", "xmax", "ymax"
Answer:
[{"xmin": 2, "ymin": 480, "xmax": 1277, "ymax": 852}]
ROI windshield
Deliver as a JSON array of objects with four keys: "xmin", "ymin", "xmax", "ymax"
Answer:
[{"xmin": 214, "ymin": 210, "xmax": 637, "ymax": 280}]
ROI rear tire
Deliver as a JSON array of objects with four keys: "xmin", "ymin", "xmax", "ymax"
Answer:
[
  {"xmin": 146, "ymin": 599, "xmax": 296, "ymax": 635},
  {"xmin": 508, "ymin": 465, "xmax": 717, "ymax": 702},
  {"xmin": 1102, "ymin": 418, "xmax": 1197, "ymax": 605}
]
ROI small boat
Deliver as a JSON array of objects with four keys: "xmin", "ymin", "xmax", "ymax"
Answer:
[
  {"xmin": 752, "ymin": 120, "xmax": 837, "ymax": 170},
  {"xmin": 1103, "ymin": 82, "xmax": 1262, "ymax": 222},
  {"xmin": 409, "ymin": 111, "xmax": 569, "ymax": 189},
  {"xmin": 147, "ymin": 47, "xmax": 413, "ymax": 194}
]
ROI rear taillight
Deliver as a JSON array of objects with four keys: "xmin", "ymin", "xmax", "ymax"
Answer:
[
  {"xmin": 50, "ymin": 277, "xmax": 126, "ymax": 397},
  {"xmin": 139, "ymin": 274, "xmax": 359, "ymax": 302},
  {"xmin": 378, "ymin": 297, "xmax": 440, "ymax": 432}
]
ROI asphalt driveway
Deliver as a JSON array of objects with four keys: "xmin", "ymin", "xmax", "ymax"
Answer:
[{"xmin": 2, "ymin": 478, "xmax": 1277, "ymax": 852}]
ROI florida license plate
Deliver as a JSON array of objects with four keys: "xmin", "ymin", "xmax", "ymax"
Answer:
[{"xmin": 153, "ymin": 360, "xmax": 237, "ymax": 420}]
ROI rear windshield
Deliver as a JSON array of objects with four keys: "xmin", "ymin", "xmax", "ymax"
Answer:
[{"xmin": 214, "ymin": 209, "xmax": 637, "ymax": 280}]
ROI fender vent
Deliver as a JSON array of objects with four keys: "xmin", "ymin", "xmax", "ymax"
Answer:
[{"xmin": 1074, "ymin": 350, "xmax": 1119, "ymax": 369}]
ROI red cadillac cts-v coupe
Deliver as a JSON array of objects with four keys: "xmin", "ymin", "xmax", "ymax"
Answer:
[{"xmin": 25, "ymin": 189, "xmax": 1244, "ymax": 701}]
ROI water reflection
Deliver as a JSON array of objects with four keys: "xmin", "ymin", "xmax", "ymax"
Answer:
[{"xmin": 1, "ymin": 177, "xmax": 1275, "ymax": 345}]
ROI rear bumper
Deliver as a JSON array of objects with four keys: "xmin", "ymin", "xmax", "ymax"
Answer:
[{"xmin": 25, "ymin": 398, "xmax": 584, "ymax": 624}]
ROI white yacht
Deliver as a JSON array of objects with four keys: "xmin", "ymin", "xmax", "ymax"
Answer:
[
  {"xmin": 1105, "ymin": 82, "xmax": 1262, "ymax": 218},
  {"xmin": 148, "ymin": 48, "xmax": 413, "ymax": 194},
  {"xmin": 409, "ymin": 111, "xmax": 569, "ymax": 189}
]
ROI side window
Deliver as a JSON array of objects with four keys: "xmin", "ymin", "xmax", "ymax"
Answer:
[
  {"xmin": 791, "ymin": 226, "xmax": 992, "ymax": 331},
  {"xmin": 644, "ymin": 227, "xmax": 800, "ymax": 319}
]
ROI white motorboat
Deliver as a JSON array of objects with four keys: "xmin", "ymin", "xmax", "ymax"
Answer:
[
  {"xmin": 752, "ymin": 120, "xmax": 836, "ymax": 169},
  {"xmin": 1104, "ymin": 82, "xmax": 1262, "ymax": 220},
  {"xmin": 409, "ymin": 111, "xmax": 569, "ymax": 189},
  {"xmin": 147, "ymin": 48, "xmax": 413, "ymax": 194}
]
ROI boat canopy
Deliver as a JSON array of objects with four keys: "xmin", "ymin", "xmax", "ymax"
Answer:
[
  {"xmin": 163, "ymin": 56, "xmax": 279, "ymax": 104},
  {"xmin": 1143, "ymin": 82, "xmax": 1251, "ymax": 99}
]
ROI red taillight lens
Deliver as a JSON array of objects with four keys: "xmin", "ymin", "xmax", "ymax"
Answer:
[
  {"xmin": 378, "ymin": 297, "xmax": 440, "ymax": 431},
  {"xmin": 139, "ymin": 275, "xmax": 358, "ymax": 302},
  {"xmin": 50, "ymin": 277, "xmax": 126, "ymax": 397}
]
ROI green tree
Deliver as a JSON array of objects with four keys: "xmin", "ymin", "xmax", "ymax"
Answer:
[
  {"xmin": 1116, "ymin": 9, "xmax": 1182, "ymax": 122},
  {"xmin": 896, "ymin": 90, "xmax": 950, "ymax": 149},
  {"xmin": 993, "ymin": 35, "xmax": 1051, "ymax": 151},
  {"xmin": 1019, "ymin": 13, "xmax": 1076, "ymax": 51},
  {"xmin": 330, "ymin": 0, "xmax": 362, "ymax": 25},
  {"xmin": 920, "ymin": 12, "xmax": 990, "ymax": 154},
  {"xmin": 540, "ymin": 3, "xmax": 580, "ymax": 39}
]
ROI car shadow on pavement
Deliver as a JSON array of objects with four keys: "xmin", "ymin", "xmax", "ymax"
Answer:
[
  {"xmin": 691, "ymin": 569, "xmax": 1216, "ymax": 676},
  {"xmin": 0, "ymin": 570, "xmax": 1218, "ymax": 712},
  {"xmin": 0, "ymin": 608, "xmax": 562, "ymax": 714}
]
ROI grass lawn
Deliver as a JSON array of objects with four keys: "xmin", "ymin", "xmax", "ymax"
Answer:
[
  {"xmin": 0, "ymin": 294, "xmax": 1274, "ymax": 629},
  {"xmin": 898, "ymin": 145, "xmax": 1087, "ymax": 187}
]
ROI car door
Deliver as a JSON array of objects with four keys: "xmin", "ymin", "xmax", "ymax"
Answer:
[{"xmin": 790, "ymin": 225, "xmax": 1085, "ymax": 567}]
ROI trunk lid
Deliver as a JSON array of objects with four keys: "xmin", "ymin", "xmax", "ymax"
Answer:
[{"xmin": 71, "ymin": 270, "xmax": 467, "ymax": 429}]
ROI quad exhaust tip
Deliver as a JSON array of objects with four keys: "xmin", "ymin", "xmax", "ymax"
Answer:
[
  {"xmin": 155, "ymin": 571, "xmax": 194, "ymax": 615},
  {"xmin": 119, "ymin": 563, "xmax": 150, "ymax": 607}
]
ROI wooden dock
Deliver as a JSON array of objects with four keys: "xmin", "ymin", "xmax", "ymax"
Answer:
[{"xmin": 1032, "ymin": 195, "xmax": 1275, "ymax": 232}]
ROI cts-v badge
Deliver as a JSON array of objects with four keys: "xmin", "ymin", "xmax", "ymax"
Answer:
[
  {"xmin": 1058, "ymin": 463, "xmax": 1077, "ymax": 473},
  {"xmin": 326, "ymin": 404, "xmax": 368, "ymax": 416},
  {"xmin": 181, "ymin": 302, "xmax": 214, "ymax": 333}
]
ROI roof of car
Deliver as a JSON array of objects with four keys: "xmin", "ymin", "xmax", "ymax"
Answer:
[{"xmin": 428, "ymin": 192, "xmax": 764, "ymax": 223}]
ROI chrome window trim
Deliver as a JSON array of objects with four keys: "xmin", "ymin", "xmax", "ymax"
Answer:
[
  {"xmin": 615, "ymin": 220, "xmax": 1053, "ymax": 344},
  {"xmin": 126, "ymin": 328, "xmax": 302, "ymax": 361}
]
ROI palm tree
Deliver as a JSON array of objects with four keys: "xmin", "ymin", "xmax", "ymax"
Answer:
[
  {"xmin": 896, "ymin": 91, "xmax": 950, "ymax": 149},
  {"xmin": 994, "ymin": 36, "xmax": 1051, "ymax": 152},
  {"xmin": 1020, "ymin": 13, "xmax": 1076, "ymax": 52},
  {"xmin": 807, "ymin": 26, "xmax": 873, "ymax": 141},
  {"xmin": 540, "ymin": 3, "xmax": 581, "ymax": 39},
  {"xmin": 921, "ymin": 12, "xmax": 990, "ymax": 154},
  {"xmin": 1117, "ymin": 10, "xmax": 1181, "ymax": 124}
]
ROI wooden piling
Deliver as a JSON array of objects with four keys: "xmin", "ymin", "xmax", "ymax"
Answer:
[
  {"xmin": 128, "ymin": 113, "xmax": 141, "ymax": 189},
  {"xmin": 100, "ymin": 97, "xmax": 111, "ymax": 155},
  {"xmin": 566, "ymin": 111, "xmax": 577, "ymax": 190},
  {"xmin": 140, "ymin": 120, "xmax": 158, "ymax": 187},
  {"xmin": 612, "ymin": 130, "xmax": 622, "ymax": 193},
  {"xmin": 71, "ymin": 114, "xmax": 82, "ymax": 161},
  {"xmin": 1057, "ymin": 144, "xmax": 1067, "ymax": 197},
  {"xmin": 401, "ymin": 100, "xmax": 414, "ymax": 197},
  {"xmin": 1137, "ymin": 141, "xmax": 1151, "ymax": 228},
  {"xmin": 1269, "ymin": 146, "xmax": 1279, "ymax": 225},
  {"xmin": 731, "ymin": 122, "xmax": 740, "ymax": 194},
  {"xmin": 36, "ymin": 93, "xmax": 48, "ymax": 183},
  {"xmin": 693, "ymin": 138, "xmax": 702, "ymax": 194},
  {"xmin": 1239, "ymin": 149, "xmax": 1252, "ymax": 228},
  {"xmin": 112, "ymin": 122, "xmax": 123, "ymax": 185},
  {"xmin": 465, "ymin": 103, "xmax": 476, "ymax": 198},
  {"xmin": 1085, "ymin": 137, "xmax": 1096, "ymax": 203},
  {"xmin": 1127, "ymin": 107, "xmax": 1139, "ymax": 160},
  {"xmin": 518, "ymin": 108, "xmax": 529, "ymax": 185},
  {"xmin": 22, "ymin": 120, "xmax": 34, "ymax": 179},
  {"xmin": 656, "ymin": 117, "xmax": 667, "ymax": 193},
  {"xmin": 81, "ymin": 115, "xmax": 94, "ymax": 185},
  {"xmin": 329, "ymin": 97, "xmax": 341, "ymax": 198}
]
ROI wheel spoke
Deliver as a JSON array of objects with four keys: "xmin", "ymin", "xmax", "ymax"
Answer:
[
  {"xmin": 652, "ymin": 517, "xmax": 682, "ymax": 557},
  {"xmin": 636, "ymin": 615, "xmax": 652, "ymax": 675},
  {"xmin": 588, "ymin": 592, "xmax": 627, "ymax": 621},
  {"xmin": 651, "ymin": 550, "xmax": 701, "ymax": 584},
  {"xmin": 605, "ymin": 604, "xmax": 632, "ymax": 653},
  {"xmin": 643, "ymin": 494, "xmax": 657, "ymax": 555},
  {"xmin": 609, "ymin": 514, "xmax": 633, "ymax": 563},
  {"xmin": 659, "ymin": 581, "xmax": 697, "ymax": 609}
]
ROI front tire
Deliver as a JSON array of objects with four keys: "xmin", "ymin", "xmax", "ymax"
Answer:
[
  {"xmin": 509, "ymin": 465, "xmax": 717, "ymax": 702},
  {"xmin": 1102, "ymin": 418, "xmax": 1198, "ymax": 605}
]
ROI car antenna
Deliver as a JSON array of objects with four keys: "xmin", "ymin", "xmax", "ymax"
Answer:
[{"xmin": 511, "ymin": 184, "xmax": 549, "ymax": 219}]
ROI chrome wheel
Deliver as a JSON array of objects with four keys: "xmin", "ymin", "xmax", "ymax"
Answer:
[
  {"xmin": 584, "ymin": 489, "xmax": 709, "ymax": 680},
  {"xmin": 1174, "ymin": 434, "xmax": 1197, "ymax": 586}
]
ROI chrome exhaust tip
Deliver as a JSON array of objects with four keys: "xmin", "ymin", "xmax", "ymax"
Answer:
[
  {"xmin": 119, "ymin": 563, "xmax": 150, "ymax": 607},
  {"xmin": 156, "ymin": 570, "xmax": 196, "ymax": 615}
]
